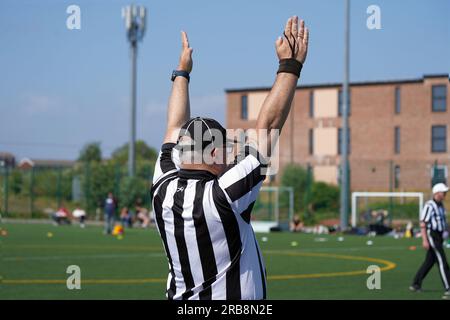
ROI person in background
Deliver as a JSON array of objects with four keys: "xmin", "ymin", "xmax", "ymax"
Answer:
[
  {"xmin": 410, "ymin": 183, "xmax": 450, "ymax": 299},
  {"xmin": 72, "ymin": 205, "xmax": 87, "ymax": 228},
  {"xmin": 104, "ymin": 192, "xmax": 116, "ymax": 235},
  {"xmin": 120, "ymin": 207, "xmax": 133, "ymax": 228},
  {"xmin": 51, "ymin": 205, "xmax": 71, "ymax": 226},
  {"xmin": 136, "ymin": 204, "xmax": 150, "ymax": 228},
  {"xmin": 290, "ymin": 214, "xmax": 304, "ymax": 232}
]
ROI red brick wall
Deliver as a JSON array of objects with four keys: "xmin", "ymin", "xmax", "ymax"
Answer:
[{"xmin": 226, "ymin": 76, "xmax": 450, "ymax": 193}]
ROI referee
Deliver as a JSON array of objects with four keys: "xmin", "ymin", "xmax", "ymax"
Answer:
[
  {"xmin": 151, "ymin": 16, "xmax": 309, "ymax": 300},
  {"xmin": 410, "ymin": 183, "xmax": 450, "ymax": 298}
]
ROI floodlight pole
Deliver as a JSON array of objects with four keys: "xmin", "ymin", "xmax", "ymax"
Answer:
[
  {"xmin": 122, "ymin": 5, "xmax": 146, "ymax": 177},
  {"xmin": 130, "ymin": 41, "xmax": 137, "ymax": 178},
  {"xmin": 340, "ymin": 0, "xmax": 350, "ymax": 230}
]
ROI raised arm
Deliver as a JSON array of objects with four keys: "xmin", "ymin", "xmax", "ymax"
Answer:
[
  {"xmin": 255, "ymin": 16, "xmax": 309, "ymax": 133},
  {"xmin": 163, "ymin": 31, "xmax": 193, "ymax": 143}
]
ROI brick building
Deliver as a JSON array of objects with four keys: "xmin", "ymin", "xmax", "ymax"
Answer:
[{"xmin": 226, "ymin": 74, "xmax": 449, "ymax": 194}]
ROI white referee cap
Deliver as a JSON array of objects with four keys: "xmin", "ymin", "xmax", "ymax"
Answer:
[{"xmin": 432, "ymin": 183, "xmax": 449, "ymax": 194}]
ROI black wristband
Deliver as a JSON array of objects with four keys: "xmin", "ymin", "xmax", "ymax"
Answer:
[
  {"xmin": 171, "ymin": 70, "xmax": 190, "ymax": 82},
  {"xmin": 277, "ymin": 58, "xmax": 303, "ymax": 77}
]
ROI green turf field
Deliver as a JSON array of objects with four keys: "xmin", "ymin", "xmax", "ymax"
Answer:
[{"xmin": 1, "ymin": 222, "xmax": 449, "ymax": 300}]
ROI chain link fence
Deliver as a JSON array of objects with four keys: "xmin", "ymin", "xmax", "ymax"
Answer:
[{"xmin": 0, "ymin": 161, "xmax": 154, "ymax": 220}]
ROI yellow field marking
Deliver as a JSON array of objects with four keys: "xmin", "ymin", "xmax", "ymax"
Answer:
[
  {"xmin": 2, "ymin": 251, "xmax": 396, "ymax": 285},
  {"xmin": 264, "ymin": 251, "xmax": 396, "ymax": 280}
]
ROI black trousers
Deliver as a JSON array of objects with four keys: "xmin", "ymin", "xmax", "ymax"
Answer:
[{"xmin": 413, "ymin": 230, "xmax": 450, "ymax": 290}]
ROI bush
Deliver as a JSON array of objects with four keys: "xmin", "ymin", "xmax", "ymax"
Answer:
[
  {"xmin": 280, "ymin": 164, "xmax": 311, "ymax": 212},
  {"xmin": 310, "ymin": 182, "xmax": 340, "ymax": 213}
]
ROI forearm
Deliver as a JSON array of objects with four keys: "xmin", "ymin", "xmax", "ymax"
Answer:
[
  {"xmin": 420, "ymin": 222, "xmax": 428, "ymax": 241},
  {"xmin": 164, "ymin": 77, "xmax": 190, "ymax": 143},
  {"xmin": 163, "ymin": 31, "xmax": 193, "ymax": 144},
  {"xmin": 256, "ymin": 72, "xmax": 298, "ymax": 132}
]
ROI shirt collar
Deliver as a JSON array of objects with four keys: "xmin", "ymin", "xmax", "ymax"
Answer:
[{"xmin": 178, "ymin": 169, "xmax": 217, "ymax": 180}]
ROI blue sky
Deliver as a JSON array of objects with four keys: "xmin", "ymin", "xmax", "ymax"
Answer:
[{"xmin": 0, "ymin": 0, "xmax": 448, "ymax": 160}]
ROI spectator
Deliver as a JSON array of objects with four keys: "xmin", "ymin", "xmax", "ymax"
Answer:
[
  {"xmin": 120, "ymin": 207, "xmax": 133, "ymax": 228},
  {"xmin": 72, "ymin": 205, "xmax": 87, "ymax": 228},
  {"xmin": 405, "ymin": 221, "xmax": 414, "ymax": 238},
  {"xmin": 51, "ymin": 206, "xmax": 71, "ymax": 226},
  {"xmin": 290, "ymin": 214, "xmax": 304, "ymax": 232},
  {"xmin": 136, "ymin": 205, "xmax": 150, "ymax": 228},
  {"xmin": 104, "ymin": 192, "xmax": 116, "ymax": 235}
]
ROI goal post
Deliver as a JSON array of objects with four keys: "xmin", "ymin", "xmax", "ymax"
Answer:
[
  {"xmin": 351, "ymin": 192, "xmax": 424, "ymax": 228},
  {"xmin": 251, "ymin": 186, "xmax": 294, "ymax": 232}
]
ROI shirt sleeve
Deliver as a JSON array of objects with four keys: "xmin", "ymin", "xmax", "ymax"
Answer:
[
  {"xmin": 151, "ymin": 143, "xmax": 180, "ymax": 195},
  {"xmin": 420, "ymin": 202, "xmax": 432, "ymax": 223},
  {"xmin": 217, "ymin": 144, "xmax": 268, "ymax": 222}
]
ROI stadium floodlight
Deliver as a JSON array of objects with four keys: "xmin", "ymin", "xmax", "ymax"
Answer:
[
  {"xmin": 122, "ymin": 4, "xmax": 146, "ymax": 177},
  {"xmin": 351, "ymin": 191, "xmax": 424, "ymax": 228}
]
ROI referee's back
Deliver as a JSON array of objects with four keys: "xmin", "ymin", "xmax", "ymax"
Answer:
[{"xmin": 151, "ymin": 142, "xmax": 267, "ymax": 300}]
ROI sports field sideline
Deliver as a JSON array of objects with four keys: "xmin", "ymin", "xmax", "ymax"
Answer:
[{"xmin": 0, "ymin": 222, "xmax": 448, "ymax": 300}]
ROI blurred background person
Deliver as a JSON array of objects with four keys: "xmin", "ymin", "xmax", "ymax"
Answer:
[
  {"xmin": 120, "ymin": 206, "xmax": 133, "ymax": 228},
  {"xmin": 104, "ymin": 192, "xmax": 116, "ymax": 235},
  {"xmin": 290, "ymin": 214, "xmax": 304, "ymax": 232},
  {"xmin": 136, "ymin": 204, "xmax": 150, "ymax": 228},
  {"xmin": 72, "ymin": 205, "xmax": 87, "ymax": 228},
  {"xmin": 51, "ymin": 205, "xmax": 71, "ymax": 226}
]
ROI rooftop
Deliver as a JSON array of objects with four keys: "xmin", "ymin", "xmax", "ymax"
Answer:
[{"xmin": 225, "ymin": 74, "xmax": 449, "ymax": 93}]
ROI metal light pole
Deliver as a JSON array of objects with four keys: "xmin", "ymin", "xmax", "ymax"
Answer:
[
  {"xmin": 340, "ymin": 0, "xmax": 350, "ymax": 230},
  {"xmin": 122, "ymin": 5, "xmax": 146, "ymax": 177}
]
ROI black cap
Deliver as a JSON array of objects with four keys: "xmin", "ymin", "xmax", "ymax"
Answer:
[{"xmin": 176, "ymin": 117, "xmax": 233, "ymax": 151}]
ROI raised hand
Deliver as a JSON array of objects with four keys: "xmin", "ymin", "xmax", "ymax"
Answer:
[
  {"xmin": 177, "ymin": 31, "xmax": 193, "ymax": 73},
  {"xmin": 275, "ymin": 16, "xmax": 309, "ymax": 64}
]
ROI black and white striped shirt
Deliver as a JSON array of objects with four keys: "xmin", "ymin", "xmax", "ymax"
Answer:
[
  {"xmin": 421, "ymin": 199, "xmax": 447, "ymax": 232},
  {"xmin": 151, "ymin": 143, "xmax": 267, "ymax": 300}
]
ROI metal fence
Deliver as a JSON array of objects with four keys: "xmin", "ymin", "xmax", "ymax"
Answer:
[{"xmin": 0, "ymin": 161, "xmax": 153, "ymax": 219}]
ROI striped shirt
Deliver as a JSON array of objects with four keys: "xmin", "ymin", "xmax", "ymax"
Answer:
[
  {"xmin": 151, "ymin": 143, "xmax": 267, "ymax": 300},
  {"xmin": 421, "ymin": 199, "xmax": 447, "ymax": 232}
]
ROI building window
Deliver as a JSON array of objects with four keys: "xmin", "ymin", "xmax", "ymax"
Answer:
[
  {"xmin": 431, "ymin": 165, "xmax": 448, "ymax": 186},
  {"xmin": 432, "ymin": 125, "xmax": 447, "ymax": 153},
  {"xmin": 241, "ymin": 95, "xmax": 248, "ymax": 120},
  {"xmin": 394, "ymin": 165, "xmax": 400, "ymax": 189},
  {"xmin": 308, "ymin": 129, "xmax": 314, "ymax": 155},
  {"xmin": 395, "ymin": 87, "xmax": 401, "ymax": 114},
  {"xmin": 338, "ymin": 89, "xmax": 351, "ymax": 116},
  {"xmin": 432, "ymin": 85, "xmax": 447, "ymax": 112},
  {"xmin": 309, "ymin": 91, "xmax": 314, "ymax": 118},
  {"xmin": 394, "ymin": 126, "xmax": 400, "ymax": 154},
  {"xmin": 338, "ymin": 128, "xmax": 351, "ymax": 155}
]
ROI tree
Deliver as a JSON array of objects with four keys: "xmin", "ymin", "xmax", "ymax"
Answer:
[
  {"xmin": 80, "ymin": 161, "xmax": 118, "ymax": 214},
  {"xmin": 111, "ymin": 140, "xmax": 157, "ymax": 165},
  {"xmin": 310, "ymin": 182, "xmax": 340, "ymax": 213},
  {"xmin": 78, "ymin": 142, "xmax": 102, "ymax": 163},
  {"xmin": 280, "ymin": 164, "xmax": 311, "ymax": 212},
  {"xmin": 10, "ymin": 170, "xmax": 23, "ymax": 194},
  {"xmin": 118, "ymin": 176, "xmax": 149, "ymax": 209}
]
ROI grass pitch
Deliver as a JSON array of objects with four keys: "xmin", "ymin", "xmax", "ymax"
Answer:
[{"xmin": 1, "ymin": 222, "xmax": 448, "ymax": 300}]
